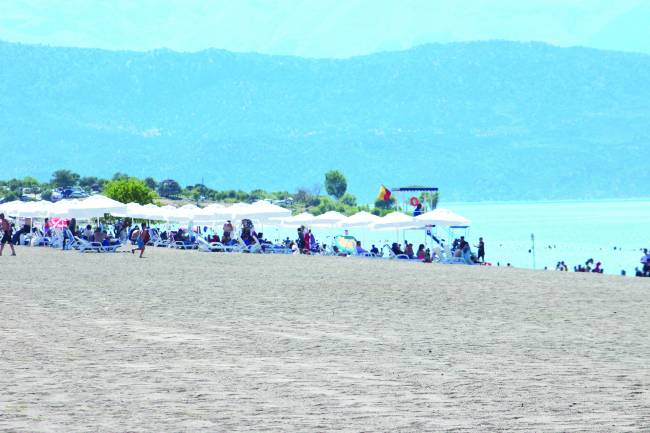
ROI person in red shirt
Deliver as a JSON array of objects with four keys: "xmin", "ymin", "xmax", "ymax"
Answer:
[
  {"xmin": 131, "ymin": 222, "xmax": 150, "ymax": 258},
  {"xmin": 303, "ymin": 228, "xmax": 311, "ymax": 254}
]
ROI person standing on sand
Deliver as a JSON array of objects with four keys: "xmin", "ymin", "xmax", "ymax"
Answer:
[
  {"xmin": 303, "ymin": 228, "xmax": 311, "ymax": 254},
  {"xmin": 0, "ymin": 213, "xmax": 16, "ymax": 256},
  {"xmin": 131, "ymin": 222, "xmax": 150, "ymax": 258},
  {"xmin": 476, "ymin": 237, "xmax": 485, "ymax": 262}
]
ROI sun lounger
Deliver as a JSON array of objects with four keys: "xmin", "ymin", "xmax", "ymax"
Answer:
[
  {"xmin": 77, "ymin": 237, "xmax": 104, "ymax": 253},
  {"xmin": 196, "ymin": 236, "xmax": 225, "ymax": 252}
]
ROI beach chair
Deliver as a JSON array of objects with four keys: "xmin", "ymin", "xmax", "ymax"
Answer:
[
  {"xmin": 243, "ymin": 242, "xmax": 262, "ymax": 254},
  {"xmin": 196, "ymin": 236, "xmax": 225, "ymax": 252},
  {"xmin": 150, "ymin": 229, "xmax": 171, "ymax": 248},
  {"xmin": 77, "ymin": 237, "xmax": 103, "ymax": 253},
  {"xmin": 101, "ymin": 241, "xmax": 123, "ymax": 253},
  {"xmin": 381, "ymin": 244, "xmax": 410, "ymax": 260}
]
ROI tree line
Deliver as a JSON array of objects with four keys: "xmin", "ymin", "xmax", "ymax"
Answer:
[{"xmin": 0, "ymin": 169, "xmax": 400, "ymax": 217}]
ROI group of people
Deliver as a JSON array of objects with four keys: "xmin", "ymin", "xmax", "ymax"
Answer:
[
  {"xmin": 635, "ymin": 249, "xmax": 650, "ymax": 277},
  {"xmin": 573, "ymin": 258, "xmax": 604, "ymax": 273},
  {"xmin": 450, "ymin": 236, "xmax": 486, "ymax": 264}
]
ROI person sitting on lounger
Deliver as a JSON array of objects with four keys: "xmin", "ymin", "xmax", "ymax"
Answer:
[
  {"xmin": 223, "ymin": 220, "xmax": 234, "ymax": 241},
  {"xmin": 404, "ymin": 243, "xmax": 415, "ymax": 259},
  {"xmin": 355, "ymin": 241, "xmax": 367, "ymax": 255},
  {"xmin": 93, "ymin": 227, "xmax": 105, "ymax": 244},
  {"xmin": 416, "ymin": 244, "xmax": 426, "ymax": 260},
  {"xmin": 83, "ymin": 225, "xmax": 93, "ymax": 240},
  {"xmin": 370, "ymin": 244, "xmax": 379, "ymax": 255}
]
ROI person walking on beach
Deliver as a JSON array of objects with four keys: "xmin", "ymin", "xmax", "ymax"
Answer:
[
  {"xmin": 476, "ymin": 237, "xmax": 485, "ymax": 262},
  {"xmin": 0, "ymin": 213, "xmax": 16, "ymax": 256},
  {"xmin": 131, "ymin": 222, "xmax": 150, "ymax": 258}
]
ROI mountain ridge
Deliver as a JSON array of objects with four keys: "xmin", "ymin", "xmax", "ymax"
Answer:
[{"xmin": 1, "ymin": 39, "xmax": 648, "ymax": 202}]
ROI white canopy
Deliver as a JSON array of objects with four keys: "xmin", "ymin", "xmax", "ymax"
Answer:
[
  {"xmin": 414, "ymin": 208, "xmax": 471, "ymax": 227},
  {"xmin": 0, "ymin": 200, "xmax": 24, "ymax": 216},
  {"xmin": 245, "ymin": 201, "xmax": 292, "ymax": 221},
  {"xmin": 113, "ymin": 202, "xmax": 145, "ymax": 219},
  {"xmin": 193, "ymin": 204, "xmax": 230, "ymax": 224},
  {"xmin": 48, "ymin": 199, "xmax": 78, "ymax": 218},
  {"xmin": 0, "ymin": 200, "xmax": 51, "ymax": 218},
  {"xmin": 62, "ymin": 195, "xmax": 127, "ymax": 219},
  {"xmin": 337, "ymin": 211, "xmax": 381, "ymax": 228},
  {"xmin": 168, "ymin": 204, "xmax": 200, "ymax": 223},
  {"xmin": 226, "ymin": 203, "xmax": 253, "ymax": 220},
  {"xmin": 369, "ymin": 212, "xmax": 418, "ymax": 231},
  {"xmin": 311, "ymin": 210, "xmax": 347, "ymax": 227},
  {"xmin": 281, "ymin": 212, "xmax": 315, "ymax": 227}
]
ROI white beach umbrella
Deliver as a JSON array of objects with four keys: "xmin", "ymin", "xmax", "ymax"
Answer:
[
  {"xmin": 281, "ymin": 212, "xmax": 315, "ymax": 227},
  {"xmin": 226, "ymin": 202, "xmax": 254, "ymax": 220},
  {"xmin": 158, "ymin": 205, "xmax": 177, "ymax": 221},
  {"xmin": 0, "ymin": 200, "xmax": 26, "ymax": 216},
  {"xmin": 414, "ymin": 208, "xmax": 471, "ymax": 227},
  {"xmin": 311, "ymin": 210, "xmax": 347, "ymax": 228},
  {"xmin": 337, "ymin": 211, "xmax": 381, "ymax": 228},
  {"xmin": 192, "ymin": 204, "xmax": 230, "ymax": 224},
  {"xmin": 168, "ymin": 204, "xmax": 200, "ymax": 223},
  {"xmin": 369, "ymin": 212, "xmax": 418, "ymax": 231},
  {"xmin": 113, "ymin": 202, "xmax": 145, "ymax": 218},
  {"xmin": 19, "ymin": 200, "xmax": 52, "ymax": 218},
  {"xmin": 64, "ymin": 195, "xmax": 127, "ymax": 219},
  {"xmin": 138, "ymin": 203, "xmax": 170, "ymax": 221},
  {"xmin": 247, "ymin": 201, "xmax": 292, "ymax": 220},
  {"xmin": 48, "ymin": 199, "xmax": 80, "ymax": 218}
]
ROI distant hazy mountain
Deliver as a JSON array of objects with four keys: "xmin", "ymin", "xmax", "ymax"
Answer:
[{"xmin": 1, "ymin": 40, "xmax": 648, "ymax": 202}]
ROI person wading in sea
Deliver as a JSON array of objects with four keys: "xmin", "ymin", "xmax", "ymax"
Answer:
[
  {"xmin": 0, "ymin": 213, "xmax": 16, "ymax": 256},
  {"xmin": 131, "ymin": 222, "xmax": 150, "ymax": 258}
]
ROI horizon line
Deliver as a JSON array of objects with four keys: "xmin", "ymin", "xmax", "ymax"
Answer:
[{"xmin": 2, "ymin": 38, "xmax": 649, "ymax": 60}]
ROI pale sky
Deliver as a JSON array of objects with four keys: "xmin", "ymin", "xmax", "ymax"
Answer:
[{"xmin": 1, "ymin": 0, "xmax": 649, "ymax": 57}]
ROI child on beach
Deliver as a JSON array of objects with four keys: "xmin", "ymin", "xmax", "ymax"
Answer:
[
  {"xmin": 131, "ymin": 222, "xmax": 150, "ymax": 258},
  {"xmin": 0, "ymin": 213, "xmax": 16, "ymax": 256}
]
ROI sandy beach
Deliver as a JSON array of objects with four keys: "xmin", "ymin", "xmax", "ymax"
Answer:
[{"xmin": 1, "ymin": 247, "xmax": 649, "ymax": 432}]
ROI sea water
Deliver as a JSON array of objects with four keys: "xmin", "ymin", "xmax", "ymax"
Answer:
[{"xmin": 262, "ymin": 199, "xmax": 649, "ymax": 275}]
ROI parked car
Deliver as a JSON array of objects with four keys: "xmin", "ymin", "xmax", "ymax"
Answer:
[{"xmin": 51, "ymin": 186, "xmax": 89, "ymax": 202}]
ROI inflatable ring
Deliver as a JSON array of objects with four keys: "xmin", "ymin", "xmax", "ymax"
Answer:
[{"xmin": 410, "ymin": 197, "xmax": 420, "ymax": 207}]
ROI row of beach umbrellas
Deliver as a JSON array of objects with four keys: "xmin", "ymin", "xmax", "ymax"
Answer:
[
  {"xmin": 282, "ymin": 209, "xmax": 470, "ymax": 230},
  {"xmin": 0, "ymin": 196, "xmax": 470, "ymax": 229}
]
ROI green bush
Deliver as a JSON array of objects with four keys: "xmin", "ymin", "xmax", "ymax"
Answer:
[{"xmin": 104, "ymin": 178, "xmax": 156, "ymax": 205}]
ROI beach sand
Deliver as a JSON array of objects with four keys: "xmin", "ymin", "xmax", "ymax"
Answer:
[{"xmin": 1, "ymin": 247, "xmax": 649, "ymax": 432}]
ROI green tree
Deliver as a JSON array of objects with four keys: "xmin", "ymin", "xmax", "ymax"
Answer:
[
  {"xmin": 51, "ymin": 169, "xmax": 80, "ymax": 188},
  {"xmin": 143, "ymin": 177, "xmax": 157, "ymax": 190},
  {"xmin": 103, "ymin": 178, "xmax": 156, "ymax": 205},
  {"xmin": 41, "ymin": 189, "xmax": 53, "ymax": 201},
  {"xmin": 22, "ymin": 176, "xmax": 41, "ymax": 189},
  {"xmin": 374, "ymin": 196, "xmax": 396, "ymax": 210},
  {"xmin": 1, "ymin": 190, "xmax": 19, "ymax": 202},
  {"xmin": 339, "ymin": 193, "xmax": 357, "ymax": 207},
  {"xmin": 419, "ymin": 191, "xmax": 439, "ymax": 210},
  {"xmin": 112, "ymin": 172, "xmax": 130, "ymax": 181},
  {"xmin": 324, "ymin": 170, "xmax": 347, "ymax": 199},
  {"xmin": 157, "ymin": 179, "xmax": 182, "ymax": 198},
  {"xmin": 79, "ymin": 176, "xmax": 99, "ymax": 191}
]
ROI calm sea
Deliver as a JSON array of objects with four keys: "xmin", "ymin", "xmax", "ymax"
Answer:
[{"xmin": 262, "ymin": 199, "xmax": 649, "ymax": 275}]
